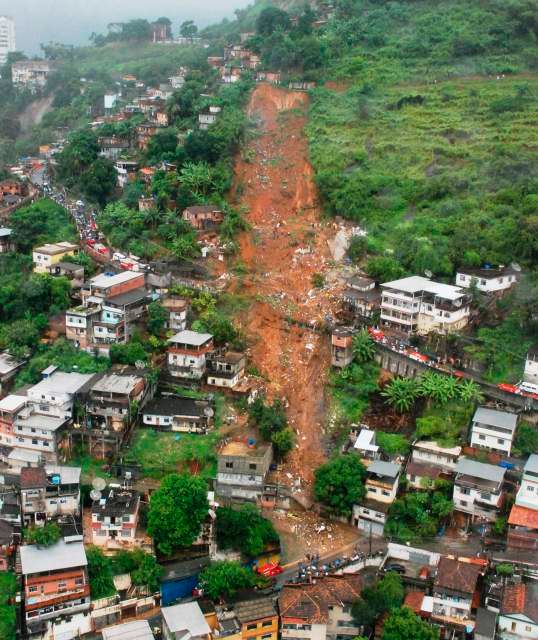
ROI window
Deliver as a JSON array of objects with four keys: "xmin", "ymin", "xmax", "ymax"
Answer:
[
  {"xmin": 460, "ymin": 500, "xmax": 468, "ymax": 507},
  {"xmin": 525, "ymin": 626, "xmax": 532, "ymax": 632},
  {"xmin": 226, "ymin": 462, "xmax": 233, "ymax": 469},
  {"xmin": 498, "ymin": 439, "xmax": 505, "ymax": 445},
  {"xmin": 32, "ymin": 438, "xmax": 38, "ymax": 445},
  {"xmin": 362, "ymin": 509, "xmax": 369, "ymax": 515},
  {"xmin": 249, "ymin": 463, "xmax": 257, "ymax": 470},
  {"xmin": 382, "ymin": 490, "xmax": 390, "ymax": 496},
  {"xmin": 261, "ymin": 634, "xmax": 272, "ymax": 639},
  {"xmin": 28, "ymin": 586, "xmax": 38, "ymax": 593},
  {"xmin": 247, "ymin": 624, "xmax": 257, "ymax": 631},
  {"xmin": 479, "ymin": 434, "xmax": 485, "ymax": 440},
  {"xmin": 262, "ymin": 621, "xmax": 273, "ymax": 627},
  {"xmin": 75, "ymin": 578, "xmax": 84, "ymax": 586}
]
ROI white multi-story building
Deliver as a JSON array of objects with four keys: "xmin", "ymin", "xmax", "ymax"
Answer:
[
  {"xmin": 20, "ymin": 465, "xmax": 81, "ymax": 526},
  {"xmin": 354, "ymin": 460, "xmax": 401, "ymax": 537},
  {"xmin": 12, "ymin": 59, "xmax": 51, "ymax": 89},
  {"xmin": 470, "ymin": 407, "xmax": 518, "ymax": 456},
  {"xmin": 279, "ymin": 575, "xmax": 364, "ymax": 640},
  {"xmin": 167, "ymin": 330, "xmax": 214, "ymax": 380},
  {"xmin": 508, "ymin": 454, "xmax": 538, "ymax": 551},
  {"xmin": 198, "ymin": 105, "xmax": 221, "ymax": 130},
  {"xmin": 91, "ymin": 487, "xmax": 140, "ymax": 549},
  {"xmin": 453, "ymin": 458, "xmax": 506, "ymax": 523},
  {"xmin": 432, "ymin": 556, "xmax": 485, "ymax": 630},
  {"xmin": 380, "ymin": 275, "xmax": 470, "ymax": 335},
  {"xmin": 499, "ymin": 582, "xmax": 538, "ymax": 640},
  {"xmin": 406, "ymin": 440, "xmax": 461, "ymax": 488},
  {"xmin": 6, "ymin": 370, "xmax": 95, "ymax": 468},
  {"xmin": 456, "ymin": 265, "xmax": 519, "ymax": 294},
  {"xmin": 524, "ymin": 346, "xmax": 538, "ymax": 383},
  {"xmin": 0, "ymin": 16, "xmax": 15, "ymax": 65}
]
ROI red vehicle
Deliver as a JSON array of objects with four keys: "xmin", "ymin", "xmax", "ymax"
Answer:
[
  {"xmin": 98, "ymin": 246, "xmax": 107, "ymax": 255},
  {"xmin": 497, "ymin": 383, "xmax": 520, "ymax": 395},
  {"xmin": 368, "ymin": 328, "xmax": 385, "ymax": 341},
  {"xmin": 408, "ymin": 351, "xmax": 429, "ymax": 363},
  {"xmin": 86, "ymin": 239, "xmax": 95, "ymax": 247},
  {"xmin": 257, "ymin": 562, "xmax": 283, "ymax": 577}
]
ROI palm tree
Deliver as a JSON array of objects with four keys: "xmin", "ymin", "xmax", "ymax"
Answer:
[
  {"xmin": 381, "ymin": 377, "xmax": 419, "ymax": 414},
  {"xmin": 419, "ymin": 372, "xmax": 457, "ymax": 406},
  {"xmin": 457, "ymin": 378, "xmax": 484, "ymax": 404},
  {"xmin": 352, "ymin": 329, "xmax": 376, "ymax": 363}
]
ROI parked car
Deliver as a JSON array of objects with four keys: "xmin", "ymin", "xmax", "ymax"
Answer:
[
  {"xmin": 385, "ymin": 563, "xmax": 406, "ymax": 574},
  {"xmin": 258, "ymin": 562, "xmax": 283, "ymax": 577}
]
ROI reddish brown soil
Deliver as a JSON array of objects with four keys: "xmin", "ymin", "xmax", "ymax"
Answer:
[{"xmin": 231, "ymin": 84, "xmax": 338, "ymax": 489}]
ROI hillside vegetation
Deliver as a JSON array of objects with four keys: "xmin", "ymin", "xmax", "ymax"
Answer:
[{"xmin": 303, "ymin": 0, "xmax": 538, "ymax": 273}]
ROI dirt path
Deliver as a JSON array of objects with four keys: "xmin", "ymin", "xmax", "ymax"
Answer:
[{"xmin": 232, "ymin": 84, "xmax": 339, "ymax": 490}]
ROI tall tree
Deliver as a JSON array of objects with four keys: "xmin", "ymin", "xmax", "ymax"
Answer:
[
  {"xmin": 180, "ymin": 20, "xmax": 198, "ymax": 38},
  {"xmin": 147, "ymin": 473, "xmax": 209, "ymax": 556},
  {"xmin": 381, "ymin": 377, "xmax": 419, "ymax": 413},
  {"xmin": 352, "ymin": 329, "xmax": 376, "ymax": 363},
  {"xmin": 314, "ymin": 455, "xmax": 367, "ymax": 517},
  {"xmin": 257, "ymin": 7, "xmax": 291, "ymax": 36},
  {"xmin": 200, "ymin": 561, "xmax": 255, "ymax": 600},
  {"xmin": 382, "ymin": 607, "xmax": 439, "ymax": 640}
]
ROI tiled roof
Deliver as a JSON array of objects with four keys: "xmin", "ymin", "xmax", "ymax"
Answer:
[
  {"xmin": 279, "ymin": 575, "xmax": 363, "ymax": 624},
  {"xmin": 234, "ymin": 597, "xmax": 276, "ymax": 623},
  {"xmin": 406, "ymin": 461, "xmax": 443, "ymax": 480},
  {"xmin": 404, "ymin": 591, "xmax": 425, "ymax": 614},
  {"xmin": 508, "ymin": 504, "xmax": 538, "ymax": 529},
  {"xmin": 502, "ymin": 583, "xmax": 538, "ymax": 624},
  {"xmin": 434, "ymin": 557, "xmax": 483, "ymax": 594},
  {"xmin": 20, "ymin": 466, "xmax": 47, "ymax": 489}
]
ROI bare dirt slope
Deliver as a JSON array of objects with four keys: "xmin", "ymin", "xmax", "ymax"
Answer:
[
  {"xmin": 233, "ymin": 84, "xmax": 339, "ymax": 490},
  {"xmin": 18, "ymin": 95, "xmax": 54, "ymax": 132}
]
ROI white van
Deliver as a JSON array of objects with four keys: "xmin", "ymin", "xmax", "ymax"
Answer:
[{"xmin": 518, "ymin": 381, "xmax": 538, "ymax": 395}]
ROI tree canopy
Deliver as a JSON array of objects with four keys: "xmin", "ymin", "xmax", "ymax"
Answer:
[
  {"xmin": 147, "ymin": 473, "xmax": 209, "ymax": 555},
  {"xmin": 352, "ymin": 571, "xmax": 405, "ymax": 628},
  {"xmin": 216, "ymin": 504, "xmax": 280, "ymax": 557},
  {"xmin": 382, "ymin": 607, "xmax": 439, "ymax": 640},
  {"xmin": 200, "ymin": 561, "xmax": 256, "ymax": 601},
  {"xmin": 314, "ymin": 455, "xmax": 367, "ymax": 517}
]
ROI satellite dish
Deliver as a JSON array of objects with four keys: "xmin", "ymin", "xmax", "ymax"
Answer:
[
  {"xmin": 92, "ymin": 477, "xmax": 106, "ymax": 491},
  {"xmin": 90, "ymin": 489, "xmax": 102, "ymax": 501},
  {"xmin": 424, "ymin": 270, "xmax": 432, "ymax": 278}
]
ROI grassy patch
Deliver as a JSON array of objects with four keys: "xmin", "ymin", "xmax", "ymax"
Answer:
[
  {"xmin": 415, "ymin": 400, "xmax": 474, "ymax": 447},
  {"xmin": 70, "ymin": 454, "xmax": 112, "ymax": 484},
  {"xmin": 308, "ymin": 76, "xmax": 538, "ymax": 276},
  {"xmin": 126, "ymin": 428, "xmax": 220, "ymax": 480}
]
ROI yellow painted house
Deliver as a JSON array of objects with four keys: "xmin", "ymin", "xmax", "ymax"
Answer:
[
  {"xmin": 234, "ymin": 597, "xmax": 279, "ymax": 640},
  {"xmin": 33, "ymin": 242, "xmax": 78, "ymax": 273}
]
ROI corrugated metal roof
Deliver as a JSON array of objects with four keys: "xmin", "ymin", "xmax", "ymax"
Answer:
[
  {"xmin": 473, "ymin": 407, "xmax": 518, "ymax": 432},
  {"xmin": 20, "ymin": 538, "xmax": 87, "ymax": 575},
  {"xmin": 455, "ymin": 458, "xmax": 505, "ymax": 483}
]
